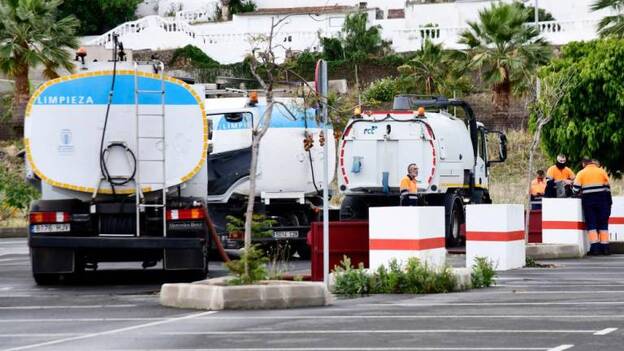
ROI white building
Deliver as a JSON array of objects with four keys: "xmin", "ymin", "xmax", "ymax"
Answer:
[{"xmin": 89, "ymin": 0, "xmax": 615, "ymax": 64}]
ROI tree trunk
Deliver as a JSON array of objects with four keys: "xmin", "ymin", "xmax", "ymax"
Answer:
[
  {"xmin": 221, "ymin": 0, "xmax": 231, "ymax": 21},
  {"xmin": 12, "ymin": 64, "xmax": 30, "ymax": 137},
  {"xmin": 243, "ymin": 96, "xmax": 274, "ymax": 278},
  {"xmin": 492, "ymin": 78, "xmax": 511, "ymax": 113}
]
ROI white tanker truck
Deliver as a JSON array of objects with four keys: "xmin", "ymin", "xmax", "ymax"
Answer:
[
  {"xmin": 203, "ymin": 96, "xmax": 336, "ymax": 256},
  {"xmin": 338, "ymin": 96, "xmax": 507, "ymax": 246},
  {"xmin": 23, "ymin": 50, "xmax": 335, "ymax": 283}
]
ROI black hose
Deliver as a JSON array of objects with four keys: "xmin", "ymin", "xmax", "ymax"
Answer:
[
  {"xmin": 98, "ymin": 36, "xmax": 120, "ymax": 197},
  {"xmin": 199, "ymin": 201, "xmax": 230, "ymax": 263},
  {"xmin": 98, "ymin": 36, "xmax": 138, "ymax": 198}
]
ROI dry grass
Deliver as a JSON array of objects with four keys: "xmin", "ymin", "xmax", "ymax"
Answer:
[{"xmin": 488, "ymin": 130, "xmax": 624, "ymax": 205}]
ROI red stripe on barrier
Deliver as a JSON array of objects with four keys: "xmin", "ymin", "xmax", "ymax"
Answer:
[
  {"xmin": 369, "ymin": 237, "xmax": 445, "ymax": 250},
  {"xmin": 542, "ymin": 221, "xmax": 585, "ymax": 230},
  {"xmin": 609, "ymin": 217, "xmax": 624, "ymax": 225},
  {"xmin": 466, "ymin": 230, "xmax": 524, "ymax": 241}
]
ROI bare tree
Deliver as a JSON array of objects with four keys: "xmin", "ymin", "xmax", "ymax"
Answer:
[
  {"xmin": 524, "ymin": 69, "xmax": 576, "ymax": 240},
  {"xmin": 243, "ymin": 16, "xmax": 292, "ymax": 278}
]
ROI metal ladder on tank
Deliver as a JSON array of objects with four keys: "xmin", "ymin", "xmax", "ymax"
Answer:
[{"xmin": 134, "ymin": 61, "xmax": 167, "ymax": 238}]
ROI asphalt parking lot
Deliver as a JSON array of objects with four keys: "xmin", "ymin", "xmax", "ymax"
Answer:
[{"xmin": 1, "ymin": 237, "xmax": 623, "ymax": 351}]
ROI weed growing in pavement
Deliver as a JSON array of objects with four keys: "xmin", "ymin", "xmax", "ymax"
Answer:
[
  {"xmin": 333, "ymin": 257, "xmax": 456, "ymax": 296},
  {"xmin": 471, "ymin": 257, "xmax": 497, "ymax": 288},
  {"xmin": 525, "ymin": 256, "xmax": 556, "ymax": 268},
  {"xmin": 332, "ymin": 256, "xmax": 370, "ymax": 296}
]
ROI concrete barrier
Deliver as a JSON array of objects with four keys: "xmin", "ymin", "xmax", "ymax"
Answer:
[
  {"xmin": 609, "ymin": 196, "xmax": 624, "ymax": 242},
  {"xmin": 542, "ymin": 198, "xmax": 587, "ymax": 257},
  {"xmin": 466, "ymin": 204, "xmax": 525, "ymax": 271},
  {"xmin": 368, "ymin": 206, "xmax": 446, "ymax": 271}
]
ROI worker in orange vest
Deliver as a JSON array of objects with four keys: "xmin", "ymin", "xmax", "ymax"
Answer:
[
  {"xmin": 546, "ymin": 154, "xmax": 575, "ymax": 197},
  {"xmin": 400, "ymin": 163, "xmax": 419, "ymax": 206},
  {"xmin": 573, "ymin": 158, "xmax": 612, "ymax": 255},
  {"xmin": 530, "ymin": 169, "xmax": 547, "ymax": 210}
]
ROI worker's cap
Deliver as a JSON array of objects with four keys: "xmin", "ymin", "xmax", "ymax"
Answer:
[{"xmin": 556, "ymin": 154, "xmax": 567, "ymax": 163}]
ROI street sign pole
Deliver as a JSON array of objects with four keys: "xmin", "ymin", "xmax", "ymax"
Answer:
[{"xmin": 316, "ymin": 59, "xmax": 330, "ymax": 288}]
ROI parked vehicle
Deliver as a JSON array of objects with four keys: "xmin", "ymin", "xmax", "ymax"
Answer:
[
  {"xmin": 338, "ymin": 96, "xmax": 507, "ymax": 246},
  {"xmin": 24, "ymin": 59, "xmax": 213, "ymax": 284},
  {"xmin": 203, "ymin": 96, "xmax": 336, "ymax": 257}
]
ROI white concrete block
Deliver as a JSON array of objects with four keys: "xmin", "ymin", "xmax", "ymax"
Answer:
[
  {"xmin": 368, "ymin": 206, "xmax": 445, "ymax": 271},
  {"xmin": 541, "ymin": 198, "xmax": 586, "ymax": 256},
  {"xmin": 609, "ymin": 196, "xmax": 624, "ymax": 242},
  {"xmin": 465, "ymin": 204, "xmax": 525, "ymax": 271}
]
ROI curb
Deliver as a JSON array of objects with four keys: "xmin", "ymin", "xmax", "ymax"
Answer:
[
  {"xmin": 160, "ymin": 278, "xmax": 333, "ymax": 310},
  {"xmin": 0, "ymin": 227, "xmax": 27, "ymax": 238},
  {"xmin": 526, "ymin": 243, "xmax": 582, "ymax": 260}
]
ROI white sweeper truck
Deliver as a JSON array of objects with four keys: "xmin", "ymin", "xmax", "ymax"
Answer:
[{"xmin": 338, "ymin": 95, "xmax": 507, "ymax": 247}]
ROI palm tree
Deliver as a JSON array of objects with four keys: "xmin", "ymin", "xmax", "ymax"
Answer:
[
  {"xmin": 592, "ymin": 0, "xmax": 624, "ymax": 37},
  {"xmin": 459, "ymin": 2, "xmax": 552, "ymax": 111},
  {"xmin": 0, "ymin": 0, "xmax": 79, "ymax": 131},
  {"xmin": 398, "ymin": 39, "xmax": 471, "ymax": 97}
]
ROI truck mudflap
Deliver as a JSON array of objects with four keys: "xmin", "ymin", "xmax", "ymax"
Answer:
[
  {"xmin": 29, "ymin": 236, "xmax": 207, "ymax": 275},
  {"xmin": 29, "ymin": 236, "xmax": 205, "ymax": 249}
]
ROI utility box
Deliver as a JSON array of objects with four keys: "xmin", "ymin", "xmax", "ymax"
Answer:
[
  {"xmin": 542, "ymin": 198, "xmax": 587, "ymax": 257},
  {"xmin": 466, "ymin": 204, "xmax": 525, "ymax": 271},
  {"xmin": 368, "ymin": 206, "xmax": 446, "ymax": 271}
]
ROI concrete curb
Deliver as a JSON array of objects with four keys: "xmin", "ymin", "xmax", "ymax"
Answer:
[
  {"xmin": 0, "ymin": 227, "xmax": 27, "ymax": 238},
  {"xmin": 526, "ymin": 243, "xmax": 582, "ymax": 260},
  {"xmin": 160, "ymin": 277, "xmax": 333, "ymax": 310}
]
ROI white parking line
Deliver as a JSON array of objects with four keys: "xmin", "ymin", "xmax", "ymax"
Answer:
[
  {"xmin": 365, "ymin": 301, "xmax": 624, "ymax": 307},
  {"xmin": 158, "ymin": 329, "xmax": 596, "ymax": 335},
  {"xmin": 548, "ymin": 345, "xmax": 574, "ymax": 351},
  {"xmin": 0, "ymin": 333, "xmax": 84, "ymax": 337},
  {"xmin": 0, "ymin": 304, "xmax": 136, "ymax": 310},
  {"xmin": 513, "ymin": 290, "xmax": 624, "ymax": 294},
  {"xmin": 0, "ymin": 314, "xmax": 622, "ymax": 323},
  {"xmin": 498, "ymin": 284, "xmax": 624, "ymax": 288},
  {"xmin": 0, "ymin": 318, "xmax": 165, "ymax": 323},
  {"xmin": 593, "ymin": 328, "xmax": 618, "ymax": 335},
  {"xmin": 3, "ymin": 311, "xmax": 216, "ymax": 351},
  {"xmin": 123, "ymin": 348, "xmax": 558, "ymax": 351}
]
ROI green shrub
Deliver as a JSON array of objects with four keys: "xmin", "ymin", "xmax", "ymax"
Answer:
[
  {"xmin": 333, "ymin": 257, "xmax": 456, "ymax": 295},
  {"xmin": 0, "ymin": 159, "xmax": 39, "ymax": 220},
  {"xmin": 225, "ymin": 244, "xmax": 268, "ymax": 285},
  {"xmin": 471, "ymin": 257, "xmax": 497, "ymax": 288},
  {"xmin": 225, "ymin": 214, "xmax": 276, "ymax": 239},
  {"xmin": 332, "ymin": 256, "xmax": 369, "ymax": 296},
  {"xmin": 170, "ymin": 45, "xmax": 220, "ymax": 69},
  {"xmin": 362, "ymin": 78, "xmax": 399, "ymax": 104}
]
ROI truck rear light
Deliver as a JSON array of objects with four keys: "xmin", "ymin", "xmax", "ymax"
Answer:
[
  {"xmin": 30, "ymin": 211, "xmax": 70, "ymax": 224},
  {"xmin": 166, "ymin": 208, "xmax": 205, "ymax": 221},
  {"xmin": 229, "ymin": 231, "xmax": 243, "ymax": 240}
]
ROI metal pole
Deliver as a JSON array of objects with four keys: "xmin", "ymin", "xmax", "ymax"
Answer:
[
  {"xmin": 535, "ymin": 0, "xmax": 540, "ymax": 100},
  {"xmin": 321, "ymin": 60, "xmax": 330, "ymax": 288},
  {"xmin": 534, "ymin": 0, "xmax": 539, "ymax": 30}
]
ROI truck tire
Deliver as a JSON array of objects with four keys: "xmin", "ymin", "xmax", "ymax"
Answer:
[
  {"xmin": 339, "ymin": 195, "xmax": 367, "ymax": 220},
  {"xmin": 33, "ymin": 273, "xmax": 60, "ymax": 285},
  {"xmin": 444, "ymin": 192, "xmax": 465, "ymax": 247}
]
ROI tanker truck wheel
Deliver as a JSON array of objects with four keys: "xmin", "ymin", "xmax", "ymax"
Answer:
[
  {"xmin": 339, "ymin": 195, "xmax": 367, "ymax": 220},
  {"xmin": 444, "ymin": 192, "xmax": 465, "ymax": 248}
]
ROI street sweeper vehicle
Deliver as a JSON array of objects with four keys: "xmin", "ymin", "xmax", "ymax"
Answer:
[{"xmin": 338, "ymin": 95, "xmax": 507, "ymax": 246}]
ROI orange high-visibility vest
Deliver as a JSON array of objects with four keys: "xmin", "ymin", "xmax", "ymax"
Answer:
[{"xmin": 546, "ymin": 165, "xmax": 575, "ymax": 181}]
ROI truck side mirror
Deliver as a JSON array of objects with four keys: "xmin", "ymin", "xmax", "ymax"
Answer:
[{"xmin": 487, "ymin": 131, "xmax": 507, "ymax": 166}]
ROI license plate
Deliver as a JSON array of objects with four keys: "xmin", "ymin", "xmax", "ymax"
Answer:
[
  {"xmin": 31, "ymin": 224, "xmax": 70, "ymax": 233},
  {"xmin": 273, "ymin": 230, "xmax": 299, "ymax": 239}
]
